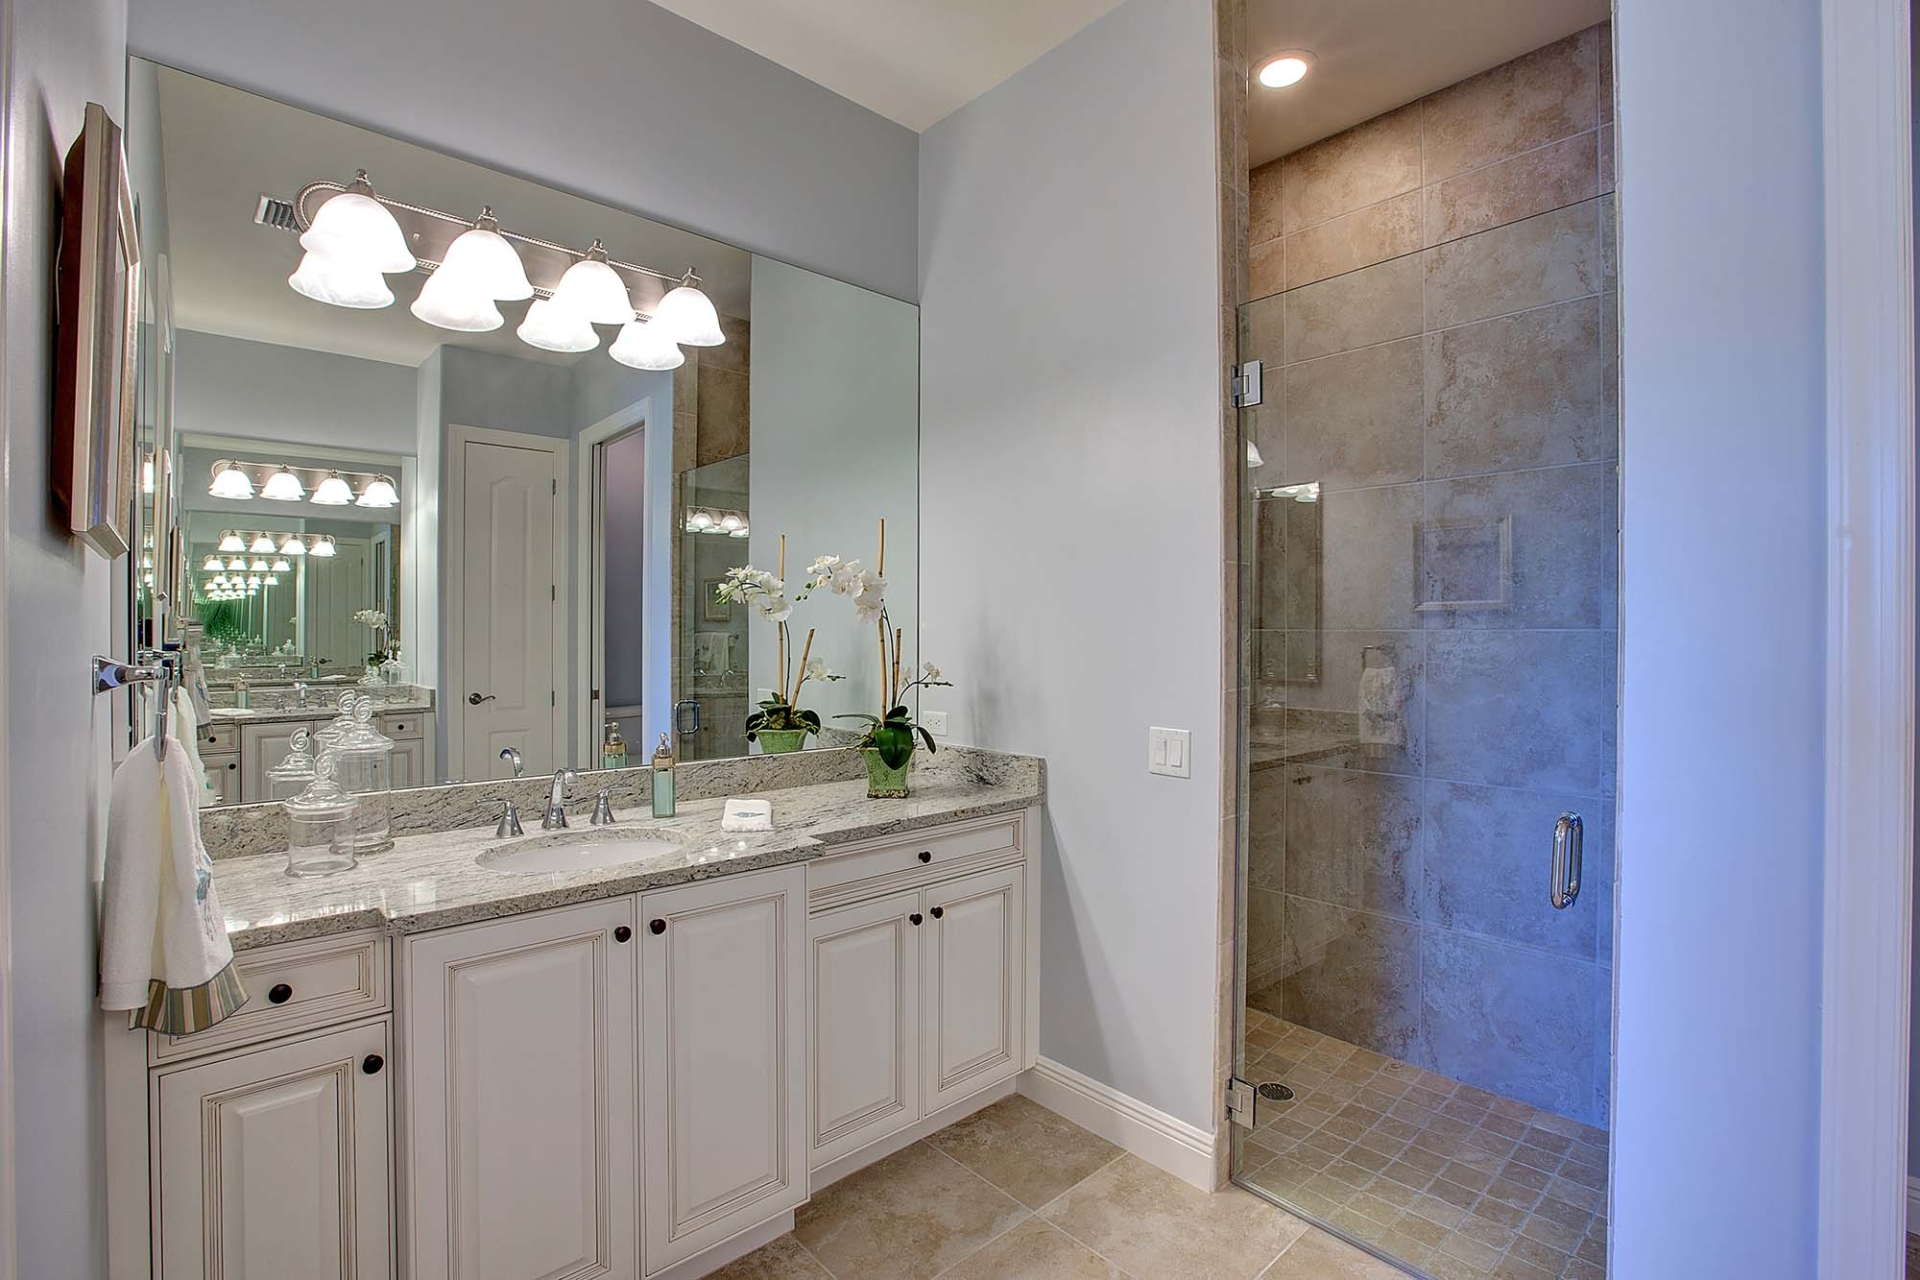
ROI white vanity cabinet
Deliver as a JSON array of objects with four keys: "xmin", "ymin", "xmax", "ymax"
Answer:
[
  {"xmin": 239, "ymin": 718, "xmax": 314, "ymax": 802},
  {"xmin": 153, "ymin": 1018, "xmax": 394, "ymax": 1280},
  {"xmin": 804, "ymin": 810, "xmax": 1037, "ymax": 1176},
  {"xmin": 639, "ymin": 867, "xmax": 807, "ymax": 1273},
  {"xmin": 401, "ymin": 897, "xmax": 640, "ymax": 1280}
]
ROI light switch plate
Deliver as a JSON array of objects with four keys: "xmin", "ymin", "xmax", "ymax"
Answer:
[
  {"xmin": 1148, "ymin": 726, "xmax": 1191, "ymax": 778},
  {"xmin": 922, "ymin": 710, "xmax": 950, "ymax": 736}
]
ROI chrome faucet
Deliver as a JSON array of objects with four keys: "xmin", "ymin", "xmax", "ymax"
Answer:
[
  {"xmin": 590, "ymin": 787, "xmax": 616, "ymax": 826},
  {"xmin": 498, "ymin": 746, "xmax": 524, "ymax": 778},
  {"xmin": 292, "ymin": 681, "xmax": 310, "ymax": 709},
  {"xmin": 543, "ymin": 768, "xmax": 579, "ymax": 830},
  {"xmin": 489, "ymin": 798, "xmax": 525, "ymax": 839}
]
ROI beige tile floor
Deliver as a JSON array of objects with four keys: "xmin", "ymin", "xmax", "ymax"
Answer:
[
  {"xmin": 1237, "ymin": 1011, "xmax": 1609, "ymax": 1280},
  {"xmin": 711, "ymin": 1093, "xmax": 1407, "ymax": 1280},
  {"xmin": 1907, "ymin": 1232, "xmax": 1920, "ymax": 1280}
]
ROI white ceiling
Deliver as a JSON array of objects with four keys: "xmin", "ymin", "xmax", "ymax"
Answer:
[
  {"xmin": 1246, "ymin": 0, "xmax": 1612, "ymax": 165},
  {"xmin": 150, "ymin": 62, "xmax": 752, "ymax": 369},
  {"xmin": 646, "ymin": 0, "xmax": 1128, "ymax": 132}
]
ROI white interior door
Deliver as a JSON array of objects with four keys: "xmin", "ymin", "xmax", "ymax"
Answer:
[
  {"xmin": 454, "ymin": 434, "xmax": 559, "ymax": 777},
  {"xmin": 304, "ymin": 537, "xmax": 372, "ymax": 671}
]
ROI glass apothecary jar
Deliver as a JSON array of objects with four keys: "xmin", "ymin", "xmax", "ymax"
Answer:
[
  {"xmin": 265, "ymin": 726, "xmax": 317, "ymax": 801},
  {"xmin": 313, "ymin": 691, "xmax": 360, "ymax": 757},
  {"xmin": 334, "ymin": 700, "xmax": 395, "ymax": 855},
  {"xmin": 284, "ymin": 751, "xmax": 358, "ymax": 878}
]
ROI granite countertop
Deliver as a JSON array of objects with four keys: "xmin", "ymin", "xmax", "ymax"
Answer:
[
  {"xmin": 215, "ymin": 767, "xmax": 1042, "ymax": 950},
  {"xmin": 207, "ymin": 699, "xmax": 433, "ymax": 727}
]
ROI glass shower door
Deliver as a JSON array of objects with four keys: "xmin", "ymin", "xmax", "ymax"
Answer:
[
  {"xmin": 1230, "ymin": 195, "xmax": 1616, "ymax": 1280},
  {"xmin": 673, "ymin": 454, "xmax": 751, "ymax": 761}
]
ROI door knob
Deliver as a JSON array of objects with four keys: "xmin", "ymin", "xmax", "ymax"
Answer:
[{"xmin": 468, "ymin": 692, "xmax": 496, "ymax": 706}]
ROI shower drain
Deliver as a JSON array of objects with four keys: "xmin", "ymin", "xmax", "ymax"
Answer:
[{"xmin": 1257, "ymin": 1082, "xmax": 1295, "ymax": 1103}]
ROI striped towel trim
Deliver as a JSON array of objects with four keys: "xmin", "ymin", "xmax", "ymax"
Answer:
[{"xmin": 132, "ymin": 959, "xmax": 249, "ymax": 1035}]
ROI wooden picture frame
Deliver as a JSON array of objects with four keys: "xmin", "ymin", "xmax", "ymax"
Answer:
[
  {"xmin": 702, "ymin": 577, "xmax": 733, "ymax": 623},
  {"xmin": 54, "ymin": 102, "xmax": 141, "ymax": 558}
]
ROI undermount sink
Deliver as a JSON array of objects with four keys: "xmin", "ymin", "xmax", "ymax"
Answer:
[{"xmin": 476, "ymin": 834, "xmax": 682, "ymax": 875}]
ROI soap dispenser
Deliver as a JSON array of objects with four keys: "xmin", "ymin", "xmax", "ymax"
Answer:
[
  {"xmin": 603, "ymin": 720, "xmax": 628, "ymax": 771},
  {"xmin": 650, "ymin": 732, "xmax": 676, "ymax": 818}
]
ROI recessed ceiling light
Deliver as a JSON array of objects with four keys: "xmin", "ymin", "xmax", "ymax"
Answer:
[{"xmin": 1257, "ymin": 51, "xmax": 1315, "ymax": 89}]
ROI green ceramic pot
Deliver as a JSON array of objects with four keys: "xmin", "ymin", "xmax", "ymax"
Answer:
[
  {"xmin": 755, "ymin": 728, "xmax": 808, "ymax": 755},
  {"xmin": 862, "ymin": 746, "xmax": 912, "ymax": 798}
]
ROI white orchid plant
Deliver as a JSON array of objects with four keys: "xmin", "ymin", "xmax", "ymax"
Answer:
[
  {"xmin": 716, "ymin": 537, "xmax": 843, "ymax": 742},
  {"xmin": 352, "ymin": 608, "xmax": 391, "ymax": 666},
  {"xmin": 815, "ymin": 519, "xmax": 953, "ymax": 769}
]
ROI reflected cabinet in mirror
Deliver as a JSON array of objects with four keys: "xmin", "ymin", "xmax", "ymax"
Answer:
[{"xmin": 123, "ymin": 58, "xmax": 919, "ymax": 803}]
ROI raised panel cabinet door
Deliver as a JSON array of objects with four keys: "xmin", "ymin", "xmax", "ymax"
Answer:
[
  {"xmin": 388, "ymin": 737, "xmax": 425, "ymax": 789},
  {"xmin": 807, "ymin": 890, "xmax": 923, "ymax": 1170},
  {"xmin": 240, "ymin": 720, "xmax": 317, "ymax": 803},
  {"xmin": 641, "ymin": 866, "xmax": 806, "ymax": 1273},
  {"xmin": 403, "ymin": 898, "xmax": 638, "ymax": 1280},
  {"xmin": 155, "ymin": 1018, "xmax": 392, "ymax": 1280},
  {"xmin": 922, "ymin": 866, "xmax": 1025, "ymax": 1111}
]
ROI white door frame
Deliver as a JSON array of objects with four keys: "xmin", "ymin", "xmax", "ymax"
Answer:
[
  {"xmin": 0, "ymin": 1, "xmax": 17, "ymax": 1275},
  {"xmin": 572, "ymin": 397, "xmax": 652, "ymax": 766},
  {"xmin": 444, "ymin": 424, "xmax": 570, "ymax": 781},
  {"xmin": 1817, "ymin": 0, "xmax": 1917, "ymax": 1272}
]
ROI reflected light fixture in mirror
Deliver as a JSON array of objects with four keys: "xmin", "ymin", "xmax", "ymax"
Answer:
[
  {"xmin": 311, "ymin": 472, "xmax": 354, "ymax": 506},
  {"xmin": 436, "ymin": 209, "xmax": 534, "ymax": 300},
  {"xmin": 355, "ymin": 476, "xmax": 400, "ymax": 508},
  {"xmin": 517, "ymin": 298, "xmax": 599, "ymax": 353},
  {"xmin": 201, "ymin": 555, "xmax": 221, "ymax": 572},
  {"xmin": 609, "ymin": 318, "xmax": 685, "ymax": 371},
  {"xmin": 550, "ymin": 241, "xmax": 635, "ymax": 325},
  {"xmin": 209, "ymin": 462, "xmax": 254, "ymax": 500},
  {"xmin": 288, "ymin": 252, "xmax": 395, "ymax": 309},
  {"xmin": 248, "ymin": 533, "xmax": 277, "ymax": 554},
  {"xmin": 279, "ymin": 535, "xmax": 306, "ymax": 557},
  {"xmin": 260, "ymin": 466, "xmax": 305, "ymax": 501},
  {"xmin": 651, "ymin": 283, "xmax": 725, "ymax": 346},
  {"xmin": 410, "ymin": 270, "xmax": 505, "ymax": 332},
  {"xmin": 309, "ymin": 536, "xmax": 338, "ymax": 558},
  {"xmin": 217, "ymin": 531, "xmax": 245, "ymax": 553}
]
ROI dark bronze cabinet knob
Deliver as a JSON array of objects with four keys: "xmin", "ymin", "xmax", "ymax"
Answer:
[
  {"xmin": 614, "ymin": 926, "xmax": 632, "ymax": 943},
  {"xmin": 649, "ymin": 919, "xmax": 666, "ymax": 935},
  {"xmin": 361, "ymin": 1054, "xmax": 383, "ymax": 1074},
  {"xmin": 930, "ymin": 906, "xmax": 945, "ymax": 920},
  {"xmin": 909, "ymin": 913, "xmax": 923, "ymax": 926},
  {"xmin": 918, "ymin": 850, "xmax": 932, "ymax": 863},
  {"xmin": 267, "ymin": 983, "xmax": 293, "ymax": 1004}
]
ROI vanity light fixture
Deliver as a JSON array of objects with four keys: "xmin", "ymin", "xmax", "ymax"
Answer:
[
  {"xmin": 280, "ymin": 535, "xmax": 306, "ymax": 557},
  {"xmin": 248, "ymin": 533, "xmax": 278, "ymax": 554},
  {"xmin": 202, "ymin": 555, "xmax": 223, "ymax": 572},
  {"xmin": 209, "ymin": 462, "xmax": 255, "ymax": 500},
  {"xmin": 226, "ymin": 557, "xmax": 247, "ymax": 572},
  {"xmin": 686, "ymin": 511, "xmax": 713, "ymax": 531},
  {"xmin": 718, "ymin": 513, "xmax": 743, "ymax": 533},
  {"xmin": 436, "ymin": 209, "xmax": 534, "ymax": 301},
  {"xmin": 298, "ymin": 172, "xmax": 416, "ymax": 274},
  {"xmin": 609, "ymin": 318, "xmax": 685, "ymax": 371},
  {"xmin": 271, "ymin": 558, "xmax": 292, "ymax": 572},
  {"xmin": 1257, "ymin": 50, "xmax": 1315, "ymax": 88},
  {"xmin": 311, "ymin": 472, "xmax": 355, "ymax": 506},
  {"xmin": 309, "ymin": 536, "xmax": 338, "ymax": 558},
  {"xmin": 288, "ymin": 251, "xmax": 396, "ymax": 310},
  {"xmin": 651, "ymin": 282, "xmax": 726, "ymax": 347},
  {"xmin": 729, "ymin": 526, "xmax": 749, "ymax": 539},
  {"xmin": 355, "ymin": 476, "xmax": 400, "ymax": 508},
  {"xmin": 260, "ymin": 466, "xmax": 306, "ymax": 501},
  {"xmin": 550, "ymin": 241, "xmax": 636, "ymax": 325},
  {"xmin": 217, "ymin": 530, "xmax": 246, "ymax": 553},
  {"xmin": 264, "ymin": 574, "xmax": 280, "ymax": 585},
  {"xmin": 249, "ymin": 558, "xmax": 269, "ymax": 573},
  {"xmin": 410, "ymin": 265, "xmax": 505, "ymax": 332}
]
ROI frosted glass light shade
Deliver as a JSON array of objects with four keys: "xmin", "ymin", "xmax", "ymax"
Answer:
[
  {"xmin": 609, "ymin": 319, "xmax": 685, "ymax": 371},
  {"xmin": 249, "ymin": 534, "xmax": 277, "ymax": 554},
  {"xmin": 260, "ymin": 467, "xmax": 306, "ymax": 501},
  {"xmin": 356, "ymin": 476, "xmax": 400, "ymax": 508},
  {"xmin": 271, "ymin": 558, "xmax": 292, "ymax": 572},
  {"xmin": 550, "ymin": 256, "xmax": 634, "ymax": 324},
  {"xmin": 217, "ymin": 531, "xmax": 246, "ymax": 553},
  {"xmin": 226, "ymin": 557, "xmax": 247, "ymax": 572},
  {"xmin": 311, "ymin": 474, "xmax": 354, "ymax": 505},
  {"xmin": 288, "ymin": 251, "xmax": 394, "ymax": 309},
  {"xmin": 209, "ymin": 464, "xmax": 254, "ymax": 500},
  {"xmin": 516, "ymin": 299, "xmax": 599, "ymax": 353},
  {"xmin": 650, "ymin": 284, "xmax": 724, "ymax": 346},
  {"xmin": 280, "ymin": 535, "xmax": 306, "ymax": 557},
  {"xmin": 202, "ymin": 555, "xmax": 222, "ymax": 572},
  {"xmin": 249, "ymin": 558, "xmax": 269, "ymax": 573},
  {"xmin": 310, "ymin": 537, "xmax": 338, "ymax": 558},
  {"xmin": 410, "ymin": 270, "xmax": 504, "ymax": 332},
  {"xmin": 439, "ymin": 226, "xmax": 532, "ymax": 300},
  {"xmin": 299, "ymin": 191, "xmax": 415, "ymax": 274}
]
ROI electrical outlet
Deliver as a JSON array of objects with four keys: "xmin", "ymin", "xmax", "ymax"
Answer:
[
  {"xmin": 1148, "ymin": 726, "xmax": 1191, "ymax": 778},
  {"xmin": 922, "ymin": 710, "xmax": 950, "ymax": 736}
]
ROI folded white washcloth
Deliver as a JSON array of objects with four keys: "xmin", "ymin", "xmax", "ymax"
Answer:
[
  {"xmin": 100, "ymin": 738, "xmax": 247, "ymax": 1034},
  {"xmin": 721, "ymin": 798, "xmax": 774, "ymax": 832}
]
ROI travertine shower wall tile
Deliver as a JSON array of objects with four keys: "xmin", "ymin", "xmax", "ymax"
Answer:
[
  {"xmin": 1420, "ymin": 29, "xmax": 1600, "ymax": 183},
  {"xmin": 1423, "ymin": 133, "xmax": 1598, "ymax": 247},
  {"xmin": 1287, "ymin": 191, "xmax": 1423, "ymax": 289},
  {"xmin": 1279, "ymin": 104, "xmax": 1423, "ymax": 235}
]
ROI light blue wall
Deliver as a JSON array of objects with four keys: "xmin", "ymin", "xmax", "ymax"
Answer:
[
  {"xmin": 1611, "ymin": 0, "xmax": 1828, "ymax": 1273},
  {"xmin": 174, "ymin": 330, "xmax": 418, "ymax": 454},
  {"xmin": 4, "ymin": 2, "xmax": 131, "ymax": 1274},
  {"xmin": 126, "ymin": 0, "xmax": 918, "ymax": 301}
]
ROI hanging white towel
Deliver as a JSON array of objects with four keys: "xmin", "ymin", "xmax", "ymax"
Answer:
[
  {"xmin": 167, "ymin": 685, "xmax": 214, "ymax": 808},
  {"xmin": 1357, "ymin": 663, "xmax": 1405, "ymax": 749},
  {"xmin": 100, "ymin": 739, "xmax": 247, "ymax": 1034}
]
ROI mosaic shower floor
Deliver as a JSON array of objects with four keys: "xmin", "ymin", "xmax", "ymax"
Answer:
[{"xmin": 1238, "ymin": 1010, "xmax": 1610, "ymax": 1280}]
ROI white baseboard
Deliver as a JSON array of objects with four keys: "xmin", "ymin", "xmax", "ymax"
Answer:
[
  {"xmin": 1906, "ymin": 1175, "xmax": 1920, "ymax": 1237},
  {"xmin": 1018, "ymin": 1057, "xmax": 1218, "ymax": 1191}
]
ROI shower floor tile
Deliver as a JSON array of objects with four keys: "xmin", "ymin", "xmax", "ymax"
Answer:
[{"xmin": 1237, "ymin": 1012, "xmax": 1609, "ymax": 1280}]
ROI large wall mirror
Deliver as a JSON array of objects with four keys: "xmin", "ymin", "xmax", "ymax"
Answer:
[{"xmin": 123, "ymin": 57, "xmax": 919, "ymax": 803}]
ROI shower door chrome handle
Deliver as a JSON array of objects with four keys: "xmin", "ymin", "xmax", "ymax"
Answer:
[{"xmin": 1550, "ymin": 812, "xmax": 1583, "ymax": 910}]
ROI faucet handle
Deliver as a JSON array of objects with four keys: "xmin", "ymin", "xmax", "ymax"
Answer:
[
  {"xmin": 590, "ymin": 788, "xmax": 616, "ymax": 826},
  {"xmin": 488, "ymin": 797, "xmax": 525, "ymax": 839}
]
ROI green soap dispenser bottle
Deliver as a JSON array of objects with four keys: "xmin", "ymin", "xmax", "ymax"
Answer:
[
  {"xmin": 650, "ymin": 732, "xmax": 676, "ymax": 818},
  {"xmin": 602, "ymin": 720, "xmax": 627, "ymax": 771}
]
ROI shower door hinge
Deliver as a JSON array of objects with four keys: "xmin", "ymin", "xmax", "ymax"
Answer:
[
  {"xmin": 1226, "ymin": 1076, "xmax": 1257, "ymax": 1128},
  {"xmin": 1231, "ymin": 360, "xmax": 1263, "ymax": 408}
]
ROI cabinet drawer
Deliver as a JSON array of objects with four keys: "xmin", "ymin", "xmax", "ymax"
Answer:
[
  {"xmin": 197, "ymin": 722, "xmax": 239, "ymax": 753},
  {"xmin": 148, "ymin": 930, "xmax": 391, "ymax": 1064},
  {"xmin": 378, "ymin": 712, "xmax": 425, "ymax": 741},
  {"xmin": 807, "ymin": 815, "xmax": 1022, "ymax": 909}
]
